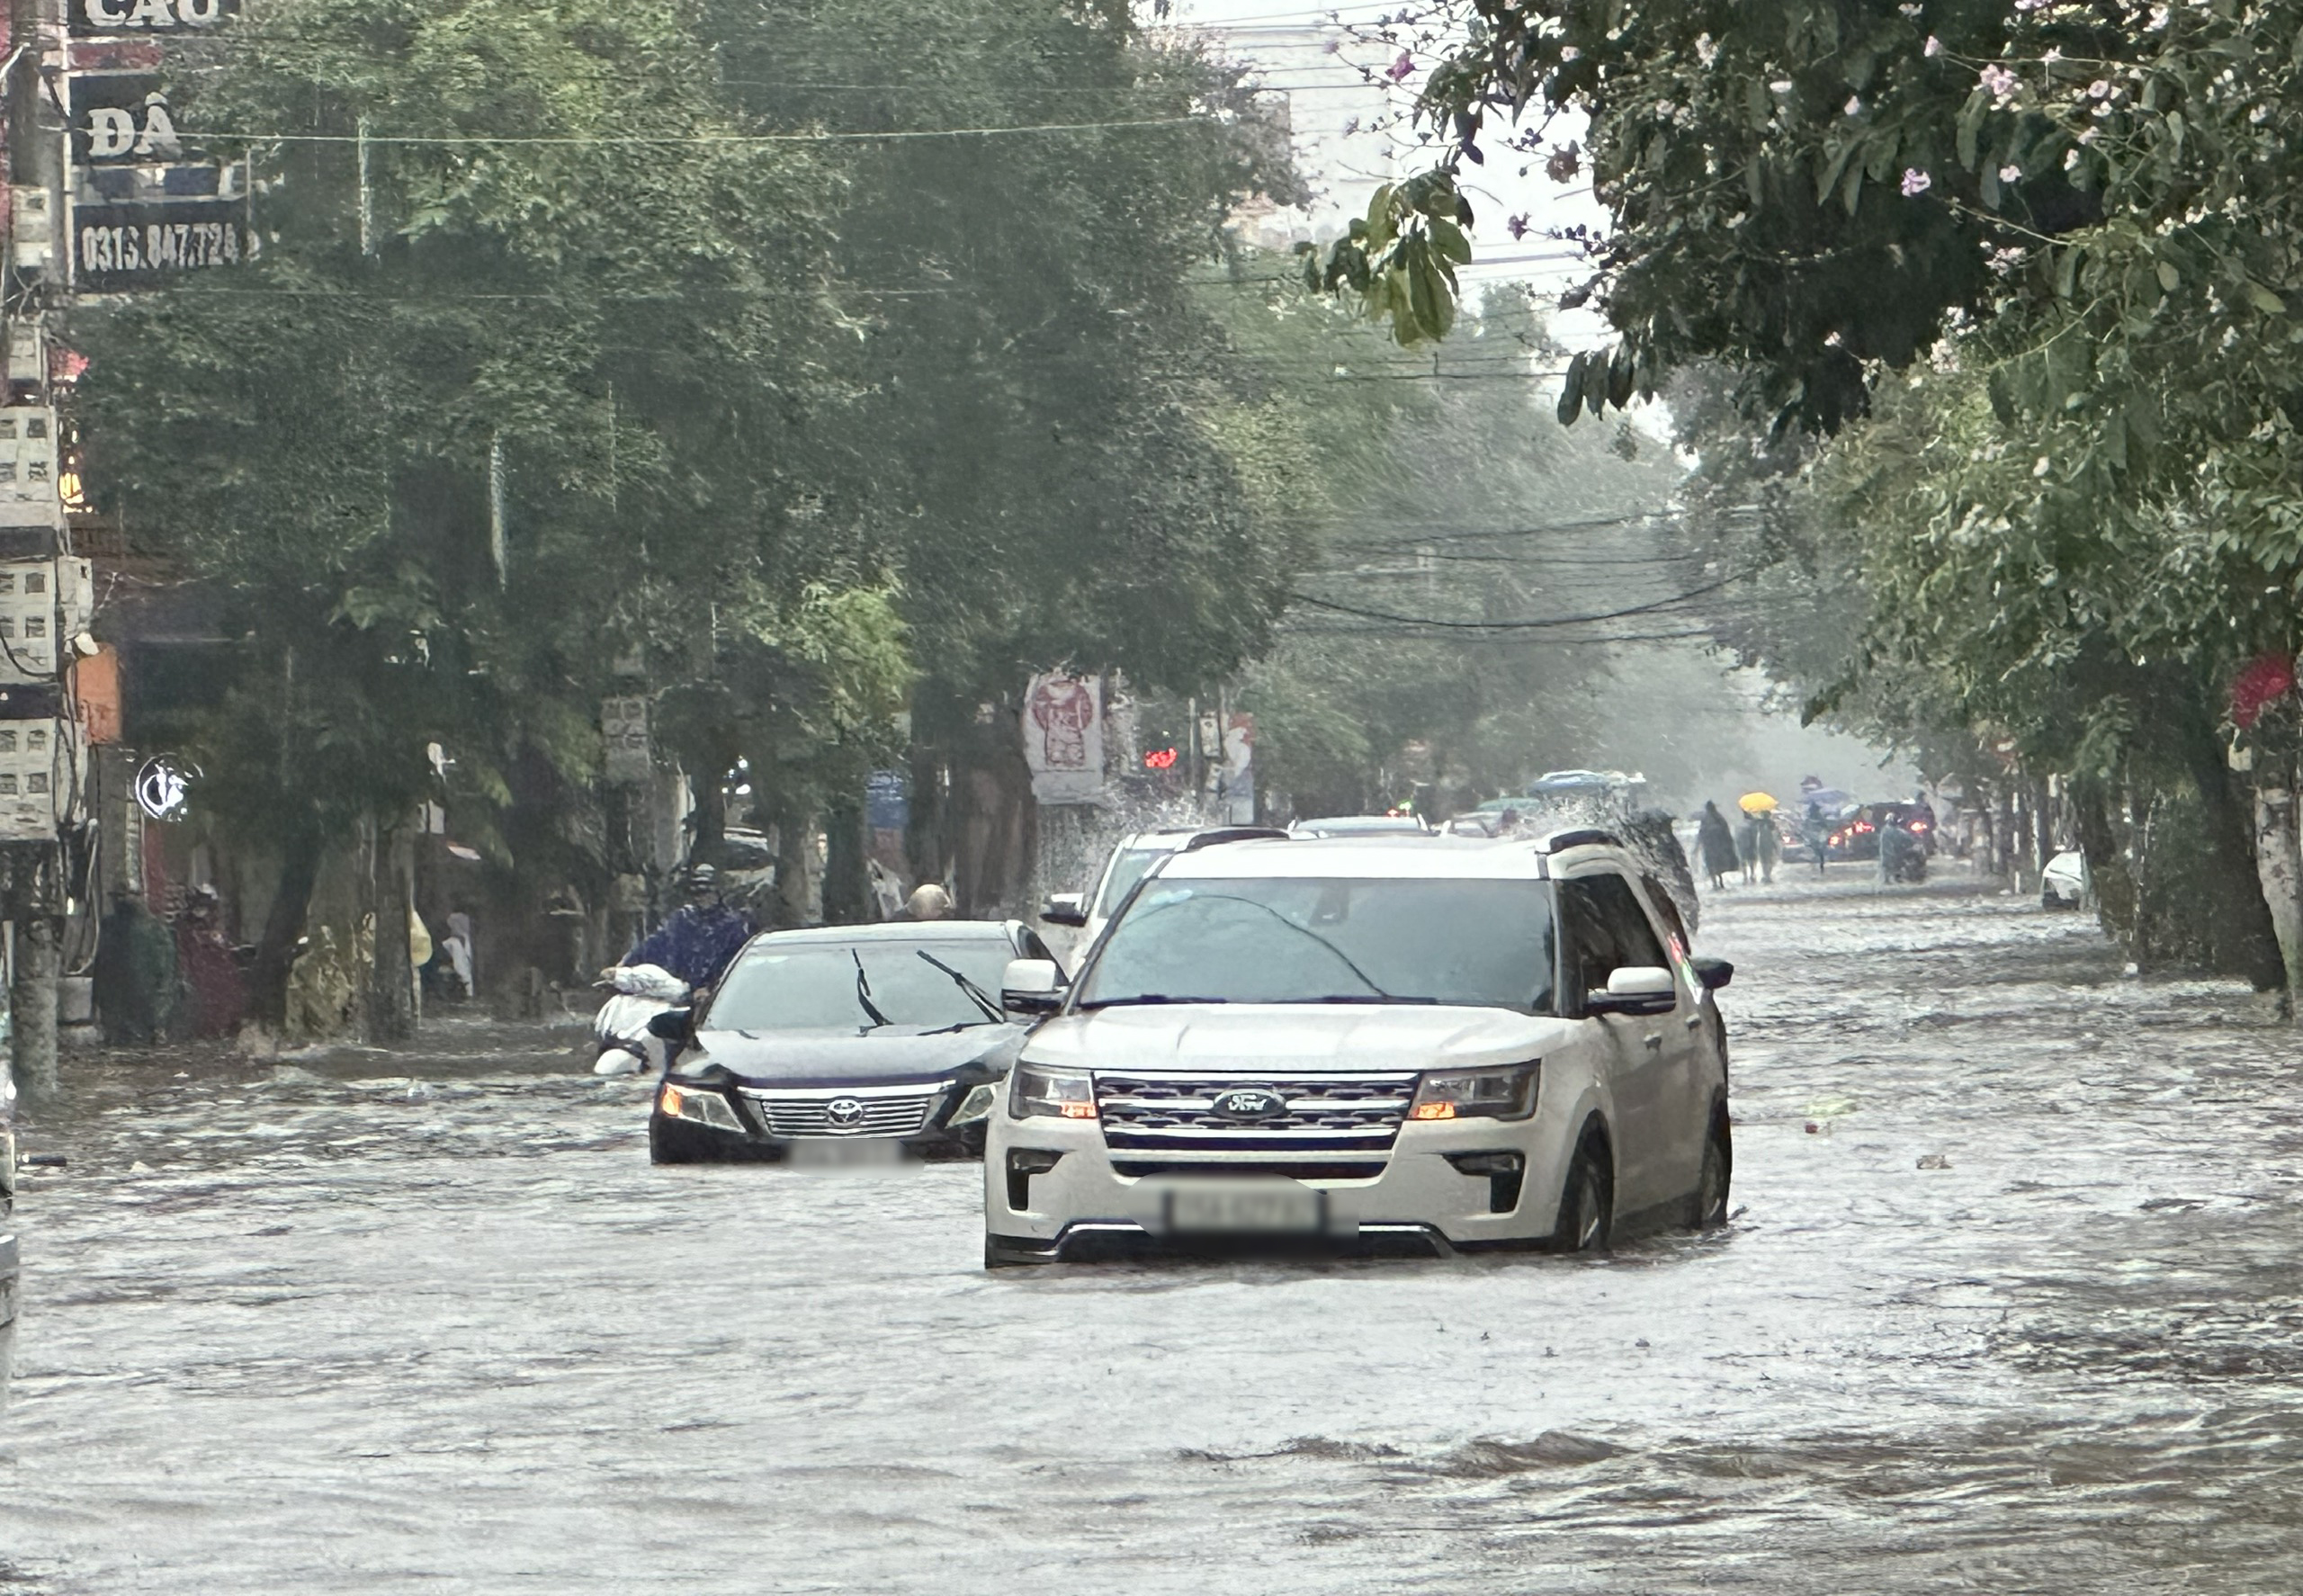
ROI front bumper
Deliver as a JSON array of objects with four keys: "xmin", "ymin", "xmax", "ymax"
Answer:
[
  {"xmin": 650, "ymin": 1079, "xmax": 993, "ymax": 1162},
  {"xmin": 984, "ymin": 1112, "xmax": 1574, "ymax": 1258}
]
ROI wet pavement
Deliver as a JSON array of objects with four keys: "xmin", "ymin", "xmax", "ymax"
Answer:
[{"xmin": 4, "ymin": 871, "xmax": 2303, "ymax": 1592}]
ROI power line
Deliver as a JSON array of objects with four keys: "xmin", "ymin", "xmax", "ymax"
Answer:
[
  {"xmin": 211, "ymin": 117, "xmax": 1216, "ymax": 146},
  {"xmin": 1286, "ymin": 567, "xmax": 1760, "ymax": 631}
]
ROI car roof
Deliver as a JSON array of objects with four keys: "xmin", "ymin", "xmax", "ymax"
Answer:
[
  {"xmin": 1291, "ymin": 815, "xmax": 1430, "ymax": 831},
  {"xmin": 1153, "ymin": 834, "xmax": 1642, "ymax": 882},
  {"xmin": 741, "ymin": 920, "xmax": 1019, "ymax": 946}
]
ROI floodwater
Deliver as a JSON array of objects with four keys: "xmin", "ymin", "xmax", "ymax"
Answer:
[{"xmin": 5, "ymin": 872, "xmax": 2303, "ymax": 1592}]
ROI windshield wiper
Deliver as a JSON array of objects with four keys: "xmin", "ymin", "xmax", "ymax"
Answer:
[
  {"xmin": 1187, "ymin": 892, "xmax": 1402, "ymax": 1000},
  {"xmin": 851, "ymin": 948, "xmax": 892, "ymax": 1030},
  {"xmin": 1076, "ymin": 994, "xmax": 1231, "ymax": 1010},
  {"xmin": 1268, "ymin": 994, "xmax": 1443, "ymax": 1005},
  {"xmin": 915, "ymin": 949, "xmax": 1002, "ymax": 1023}
]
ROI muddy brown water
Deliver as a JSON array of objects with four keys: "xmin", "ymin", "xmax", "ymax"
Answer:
[{"xmin": 4, "ymin": 873, "xmax": 2300, "ymax": 1592}]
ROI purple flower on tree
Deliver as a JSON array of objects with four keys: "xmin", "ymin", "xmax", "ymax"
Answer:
[
  {"xmin": 1507, "ymin": 214, "xmax": 1530, "ymax": 240},
  {"xmin": 1901, "ymin": 167, "xmax": 1932, "ymax": 196},
  {"xmin": 1386, "ymin": 50, "xmax": 1415, "ymax": 82}
]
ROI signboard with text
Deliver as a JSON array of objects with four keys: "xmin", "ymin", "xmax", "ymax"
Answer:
[
  {"xmin": 73, "ymin": 194, "xmax": 246, "ymax": 288},
  {"xmin": 70, "ymin": 0, "xmax": 237, "ymax": 36}
]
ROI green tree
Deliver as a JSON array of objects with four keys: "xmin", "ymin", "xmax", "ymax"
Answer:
[
  {"xmin": 1314, "ymin": 0, "xmax": 2303, "ymax": 991},
  {"xmin": 75, "ymin": 0, "xmax": 864, "ymax": 1020}
]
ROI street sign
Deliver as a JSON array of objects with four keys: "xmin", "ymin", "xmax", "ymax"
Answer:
[
  {"xmin": 69, "ymin": 0, "xmax": 237, "ymax": 36},
  {"xmin": 133, "ymin": 753, "xmax": 198, "ymax": 821},
  {"xmin": 602, "ymin": 695, "xmax": 650, "ymax": 784}
]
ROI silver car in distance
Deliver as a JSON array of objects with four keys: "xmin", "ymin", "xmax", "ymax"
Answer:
[{"xmin": 985, "ymin": 830, "xmax": 1733, "ymax": 1266}]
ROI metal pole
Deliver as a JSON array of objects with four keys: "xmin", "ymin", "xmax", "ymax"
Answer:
[{"xmin": 11, "ymin": 907, "xmax": 56, "ymax": 1103}]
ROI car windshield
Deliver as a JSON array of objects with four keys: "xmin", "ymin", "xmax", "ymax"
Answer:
[
  {"xmin": 703, "ymin": 938, "xmax": 1012, "ymax": 1032},
  {"xmin": 1078, "ymin": 876, "xmax": 1558, "ymax": 1013},
  {"xmin": 1093, "ymin": 846, "xmax": 1169, "ymax": 919}
]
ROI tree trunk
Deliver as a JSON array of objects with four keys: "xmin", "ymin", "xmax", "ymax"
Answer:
[
  {"xmin": 2173, "ymin": 711, "xmax": 2286, "ymax": 990},
  {"xmin": 821, "ymin": 793, "xmax": 867, "ymax": 926},
  {"xmin": 2253, "ymin": 784, "xmax": 2303, "ymax": 1013},
  {"xmin": 367, "ymin": 820, "xmax": 417, "ymax": 1043},
  {"xmin": 2071, "ymin": 775, "xmax": 2137, "ymax": 938},
  {"xmin": 687, "ymin": 759, "xmax": 725, "ymax": 860},
  {"xmin": 12, "ymin": 915, "xmax": 58, "ymax": 1104},
  {"xmin": 250, "ymin": 828, "xmax": 325, "ymax": 1026},
  {"xmin": 774, "ymin": 802, "xmax": 819, "ymax": 928},
  {"xmin": 905, "ymin": 744, "xmax": 946, "ymax": 891}
]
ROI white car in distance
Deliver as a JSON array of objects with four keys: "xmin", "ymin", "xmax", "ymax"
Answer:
[
  {"xmin": 1041, "ymin": 825, "xmax": 1286, "ymax": 955},
  {"xmin": 987, "ymin": 830, "xmax": 1734, "ymax": 1266}
]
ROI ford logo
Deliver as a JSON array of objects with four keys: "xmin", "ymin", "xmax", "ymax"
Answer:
[
  {"xmin": 1208, "ymin": 1088, "xmax": 1288, "ymax": 1122},
  {"xmin": 825, "ymin": 1097, "xmax": 867, "ymax": 1130}
]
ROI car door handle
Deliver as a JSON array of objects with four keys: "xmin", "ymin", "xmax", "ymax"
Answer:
[
  {"xmin": 1684, "ymin": 1014, "xmax": 1704, "ymax": 1030},
  {"xmin": 1644, "ymin": 1034, "xmax": 1663, "ymax": 1052}
]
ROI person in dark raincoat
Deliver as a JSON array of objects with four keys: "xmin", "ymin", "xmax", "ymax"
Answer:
[
  {"xmin": 93, "ymin": 889, "xmax": 179, "ymax": 1045},
  {"xmin": 1802, "ymin": 802, "xmax": 1832, "ymax": 875},
  {"xmin": 175, "ymin": 884, "xmax": 247, "ymax": 1038},
  {"xmin": 623, "ymin": 863, "xmax": 757, "ymax": 992},
  {"xmin": 1696, "ymin": 802, "xmax": 1740, "ymax": 892}
]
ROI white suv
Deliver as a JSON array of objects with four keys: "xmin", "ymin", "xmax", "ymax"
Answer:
[{"xmin": 985, "ymin": 830, "xmax": 1733, "ymax": 1265}]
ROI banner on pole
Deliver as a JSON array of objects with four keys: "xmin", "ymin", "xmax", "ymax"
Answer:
[{"xmin": 1023, "ymin": 673, "xmax": 1103, "ymax": 804}]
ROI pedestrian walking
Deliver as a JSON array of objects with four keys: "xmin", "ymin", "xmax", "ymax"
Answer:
[
  {"xmin": 1736, "ymin": 812, "xmax": 1766, "ymax": 884},
  {"xmin": 1802, "ymin": 802, "xmax": 1831, "ymax": 875},
  {"xmin": 93, "ymin": 889, "xmax": 179, "ymax": 1045},
  {"xmin": 174, "ymin": 884, "xmax": 246, "ymax": 1039},
  {"xmin": 1696, "ymin": 802, "xmax": 1739, "ymax": 892}
]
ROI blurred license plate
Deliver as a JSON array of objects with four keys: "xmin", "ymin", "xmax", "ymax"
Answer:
[
  {"xmin": 787, "ymin": 1137, "xmax": 909, "ymax": 1171},
  {"xmin": 1165, "ymin": 1181, "xmax": 1323, "ymax": 1234}
]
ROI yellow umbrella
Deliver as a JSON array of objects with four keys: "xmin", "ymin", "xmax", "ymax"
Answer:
[{"xmin": 1738, "ymin": 791, "xmax": 1779, "ymax": 814}]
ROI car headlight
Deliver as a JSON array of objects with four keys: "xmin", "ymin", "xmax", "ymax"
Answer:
[
  {"xmin": 1010, "ymin": 1064, "xmax": 1097, "ymax": 1120},
  {"xmin": 659, "ymin": 1082, "xmax": 745, "ymax": 1133},
  {"xmin": 947, "ymin": 1083, "xmax": 999, "ymax": 1127},
  {"xmin": 1410, "ymin": 1063, "xmax": 1538, "ymax": 1121}
]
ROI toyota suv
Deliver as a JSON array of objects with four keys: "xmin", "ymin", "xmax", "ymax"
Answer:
[{"xmin": 983, "ymin": 830, "xmax": 1732, "ymax": 1265}]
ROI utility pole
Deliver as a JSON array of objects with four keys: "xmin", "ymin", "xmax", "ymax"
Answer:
[{"xmin": 1, "ymin": 0, "xmax": 82, "ymax": 1101}]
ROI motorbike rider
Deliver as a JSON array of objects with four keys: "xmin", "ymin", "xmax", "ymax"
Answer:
[
  {"xmin": 1877, "ymin": 813, "xmax": 1922, "ymax": 884},
  {"xmin": 623, "ymin": 863, "xmax": 757, "ymax": 992}
]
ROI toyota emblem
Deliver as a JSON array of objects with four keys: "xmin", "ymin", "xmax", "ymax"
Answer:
[{"xmin": 825, "ymin": 1097, "xmax": 867, "ymax": 1131}]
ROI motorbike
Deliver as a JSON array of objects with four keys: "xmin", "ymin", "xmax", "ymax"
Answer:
[
  {"xmin": 591, "ymin": 963, "xmax": 691, "ymax": 1076},
  {"xmin": 1878, "ymin": 823, "xmax": 1928, "ymax": 884}
]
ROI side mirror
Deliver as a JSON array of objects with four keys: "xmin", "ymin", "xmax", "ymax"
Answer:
[
  {"xmin": 1040, "ymin": 892, "xmax": 1088, "ymax": 928},
  {"xmin": 1000, "ymin": 957, "xmax": 1064, "ymax": 1017},
  {"xmin": 1691, "ymin": 956, "xmax": 1734, "ymax": 992},
  {"xmin": 646, "ymin": 1007, "xmax": 694, "ymax": 1042},
  {"xmin": 1586, "ymin": 964, "xmax": 1678, "ymax": 1017}
]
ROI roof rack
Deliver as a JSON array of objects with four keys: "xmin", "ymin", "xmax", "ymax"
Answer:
[
  {"xmin": 1533, "ymin": 827, "xmax": 1623, "ymax": 854},
  {"xmin": 1181, "ymin": 826, "xmax": 1289, "ymax": 851}
]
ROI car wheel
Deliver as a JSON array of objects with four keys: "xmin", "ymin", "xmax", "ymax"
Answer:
[
  {"xmin": 1549, "ymin": 1133, "xmax": 1613, "ymax": 1253},
  {"xmin": 1692, "ymin": 1112, "xmax": 1732, "ymax": 1228}
]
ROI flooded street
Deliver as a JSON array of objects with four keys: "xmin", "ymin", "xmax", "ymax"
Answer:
[{"xmin": 5, "ymin": 873, "xmax": 2303, "ymax": 1592}]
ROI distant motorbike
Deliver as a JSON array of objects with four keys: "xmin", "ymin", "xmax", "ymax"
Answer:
[
  {"xmin": 592, "ymin": 964, "xmax": 691, "ymax": 1076},
  {"xmin": 1878, "ymin": 823, "xmax": 1928, "ymax": 884}
]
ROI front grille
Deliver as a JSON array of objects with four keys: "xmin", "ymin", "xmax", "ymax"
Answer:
[
  {"xmin": 1111, "ymin": 1160, "xmax": 1389, "ymax": 1182},
  {"xmin": 1095, "ymin": 1072, "xmax": 1416, "ymax": 1155},
  {"xmin": 741, "ymin": 1087, "xmax": 939, "ymax": 1138}
]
